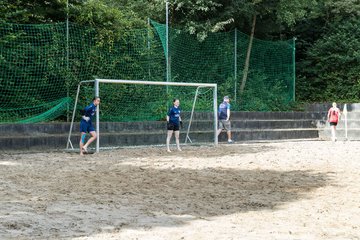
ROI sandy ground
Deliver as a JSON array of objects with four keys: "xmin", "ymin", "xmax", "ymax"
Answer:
[{"xmin": 0, "ymin": 140, "xmax": 359, "ymax": 240}]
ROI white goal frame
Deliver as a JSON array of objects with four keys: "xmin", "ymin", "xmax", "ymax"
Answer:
[{"xmin": 66, "ymin": 79, "xmax": 218, "ymax": 153}]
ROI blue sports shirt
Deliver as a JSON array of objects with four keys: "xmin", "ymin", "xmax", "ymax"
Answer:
[
  {"xmin": 167, "ymin": 106, "xmax": 181, "ymax": 125},
  {"xmin": 83, "ymin": 103, "xmax": 97, "ymax": 123},
  {"xmin": 218, "ymin": 101, "xmax": 230, "ymax": 120}
]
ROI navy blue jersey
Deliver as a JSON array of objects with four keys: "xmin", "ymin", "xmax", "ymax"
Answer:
[
  {"xmin": 167, "ymin": 106, "xmax": 181, "ymax": 125},
  {"xmin": 83, "ymin": 102, "xmax": 97, "ymax": 123},
  {"xmin": 218, "ymin": 102, "xmax": 230, "ymax": 120}
]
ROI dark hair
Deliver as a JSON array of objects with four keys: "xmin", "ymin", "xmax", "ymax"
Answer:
[
  {"xmin": 93, "ymin": 96, "xmax": 100, "ymax": 101},
  {"xmin": 173, "ymin": 98, "xmax": 179, "ymax": 103}
]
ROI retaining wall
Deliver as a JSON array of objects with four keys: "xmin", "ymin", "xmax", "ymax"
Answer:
[{"xmin": 0, "ymin": 111, "xmax": 324, "ymax": 151}]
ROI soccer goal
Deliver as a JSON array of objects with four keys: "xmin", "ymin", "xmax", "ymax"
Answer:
[{"xmin": 66, "ymin": 79, "xmax": 218, "ymax": 153}]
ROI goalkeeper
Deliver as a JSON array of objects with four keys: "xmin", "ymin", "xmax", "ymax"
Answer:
[
  {"xmin": 166, "ymin": 98, "xmax": 182, "ymax": 152},
  {"xmin": 79, "ymin": 97, "xmax": 100, "ymax": 156}
]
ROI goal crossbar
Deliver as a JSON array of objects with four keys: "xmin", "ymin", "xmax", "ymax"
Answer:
[{"xmin": 96, "ymin": 78, "xmax": 217, "ymax": 88}]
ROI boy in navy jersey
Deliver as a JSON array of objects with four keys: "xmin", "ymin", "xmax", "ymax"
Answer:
[
  {"xmin": 166, "ymin": 99, "xmax": 182, "ymax": 152},
  {"xmin": 79, "ymin": 97, "xmax": 100, "ymax": 155},
  {"xmin": 217, "ymin": 96, "xmax": 233, "ymax": 143}
]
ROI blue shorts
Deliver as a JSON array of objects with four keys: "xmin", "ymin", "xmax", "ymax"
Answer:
[{"xmin": 80, "ymin": 120, "xmax": 95, "ymax": 133}]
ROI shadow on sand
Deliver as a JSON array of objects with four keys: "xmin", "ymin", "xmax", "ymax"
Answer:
[{"xmin": 0, "ymin": 145, "xmax": 331, "ymax": 238}]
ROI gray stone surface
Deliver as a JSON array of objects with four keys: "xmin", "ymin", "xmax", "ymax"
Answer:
[{"xmin": 0, "ymin": 111, "xmax": 325, "ymax": 151}]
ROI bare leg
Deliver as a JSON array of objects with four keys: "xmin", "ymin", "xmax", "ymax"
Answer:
[
  {"xmin": 227, "ymin": 131, "xmax": 232, "ymax": 142},
  {"xmin": 79, "ymin": 132, "xmax": 86, "ymax": 156},
  {"xmin": 166, "ymin": 130, "xmax": 173, "ymax": 152},
  {"xmin": 83, "ymin": 131, "xmax": 97, "ymax": 151},
  {"xmin": 174, "ymin": 130, "xmax": 181, "ymax": 151},
  {"xmin": 331, "ymin": 126, "xmax": 336, "ymax": 141}
]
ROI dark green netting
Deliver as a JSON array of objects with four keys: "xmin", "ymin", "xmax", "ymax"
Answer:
[
  {"xmin": 0, "ymin": 20, "xmax": 294, "ymax": 123},
  {"xmin": 151, "ymin": 20, "xmax": 295, "ymax": 111}
]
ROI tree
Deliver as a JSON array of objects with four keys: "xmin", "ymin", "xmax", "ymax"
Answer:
[
  {"xmin": 232, "ymin": 0, "xmax": 318, "ymax": 94},
  {"xmin": 0, "ymin": 0, "xmax": 68, "ymax": 23},
  {"xmin": 296, "ymin": 0, "xmax": 360, "ymax": 102}
]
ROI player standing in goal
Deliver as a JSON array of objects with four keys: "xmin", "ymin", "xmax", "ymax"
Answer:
[
  {"xmin": 166, "ymin": 99, "xmax": 182, "ymax": 152},
  {"xmin": 217, "ymin": 96, "xmax": 233, "ymax": 143},
  {"xmin": 79, "ymin": 97, "xmax": 100, "ymax": 155}
]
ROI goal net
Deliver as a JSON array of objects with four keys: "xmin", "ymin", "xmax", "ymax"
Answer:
[{"xmin": 66, "ymin": 79, "xmax": 218, "ymax": 152}]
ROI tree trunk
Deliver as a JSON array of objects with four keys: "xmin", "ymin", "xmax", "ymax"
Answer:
[{"xmin": 240, "ymin": 14, "xmax": 257, "ymax": 94}]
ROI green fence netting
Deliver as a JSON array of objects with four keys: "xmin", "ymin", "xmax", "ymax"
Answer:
[{"xmin": 0, "ymin": 20, "xmax": 295, "ymax": 123}]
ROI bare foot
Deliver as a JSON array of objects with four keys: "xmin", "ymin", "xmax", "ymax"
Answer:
[{"xmin": 82, "ymin": 146, "xmax": 88, "ymax": 153}]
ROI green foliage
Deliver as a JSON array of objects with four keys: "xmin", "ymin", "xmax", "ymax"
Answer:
[
  {"xmin": 239, "ymin": 71, "xmax": 292, "ymax": 111},
  {"xmin": 0, "ymin": 16, "xmax": 294, "ymax": 123},
  {"xmin": 297, "ymin": 18, "xmax": 360, "ymax": 102},
  {"xmin": 4, "ymin": 0, "xmax": 360, "ymax": 118},
  {"xmin": 0, "ymin": 0, "xmax": 68, "ymax": 24}
]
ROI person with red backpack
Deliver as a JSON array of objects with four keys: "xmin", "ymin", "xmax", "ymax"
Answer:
[{"xmin": 327, "ymin": 102, "xmax": 341, "ymax": 142}]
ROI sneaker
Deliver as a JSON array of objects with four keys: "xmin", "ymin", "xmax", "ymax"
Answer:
[{"xmin": 228, "ymin": 140, "xmax": 234, "ymax": 144}]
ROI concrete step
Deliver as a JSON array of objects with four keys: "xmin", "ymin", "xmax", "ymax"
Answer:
[
  {"xmin": 0, "ymin": 119, "xmax": 319, "ymax": 135},
  {"xmin": 0, "ymin": 122, "xmax": 71, "ymax": 136},
  {"xmin": 306, "ymin": 103, "xmax": 360, "ymax": 112},
  {"xmin": 0, "ymin": 111, "xmax": 325, "ymax": 151},
  {"xmin": 0, "ymin": 128, "xmax": 319, "ymax": 150},
  {"xmin": 191, "ymin": 111, "xmax": 325, "ymax": 120},
  {"xmin": 99, "ymin": 129, "xmax": 319, "ymax": 146},
  {"xmin": 317, "ymin": 120, "xmax": 360, "ymax": 128},
  {"xmin": 188, "ymin": 120, "xmax": 318, "ymax": 131},
  {"xmin": 339, "ymin": 112, "xmax": 360, "ymax": 119},
  {"xmin": 0, "ymin": 134, "xmax": 70, "ymax": 150},
  {"xmin": 231, "ymin": 120, "xmax": 317, "ymax": 129},
  {"xmin": 285, "ymin": 112, "xmax": 360, "ymax": 121},
  {"xmin": 0, "ymin": 122, "xmax": 173, "ymax": 135},
  {"xmin": 222, "ymin": 129, "xmax": 319, "ymax": 142},
  {"xmin": 319, "ymin": 129, "xmax": 360, "ymax": 140},
  {"xmin": 330, "ymin": 122, "xmax": 360, "ymax": 129}
]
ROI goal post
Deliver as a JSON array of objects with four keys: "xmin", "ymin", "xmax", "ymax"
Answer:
[{"xmin": 66, "ymin": 79, "xmax": 218, "ymax": 153}]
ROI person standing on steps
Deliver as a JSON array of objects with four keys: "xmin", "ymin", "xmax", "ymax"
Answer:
[
  {"xmin": 327, "ymin": 102, "xmax": 341, "ymax": 142},
  {"xmin": 217, "ymin": 96, "xmax": 233, "ymax": 143},
  {"xmin": 79, "ymin": 97, "xmax": 100, "ymax": 155}
]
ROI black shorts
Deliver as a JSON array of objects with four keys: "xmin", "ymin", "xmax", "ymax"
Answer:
[
  {"xmin": 330, "ymin": 122, "xmax": 337, "ymax": 126},
  {"xmin": 167, "ymin": 122, "xmax": 180, "ymax": 131}
]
